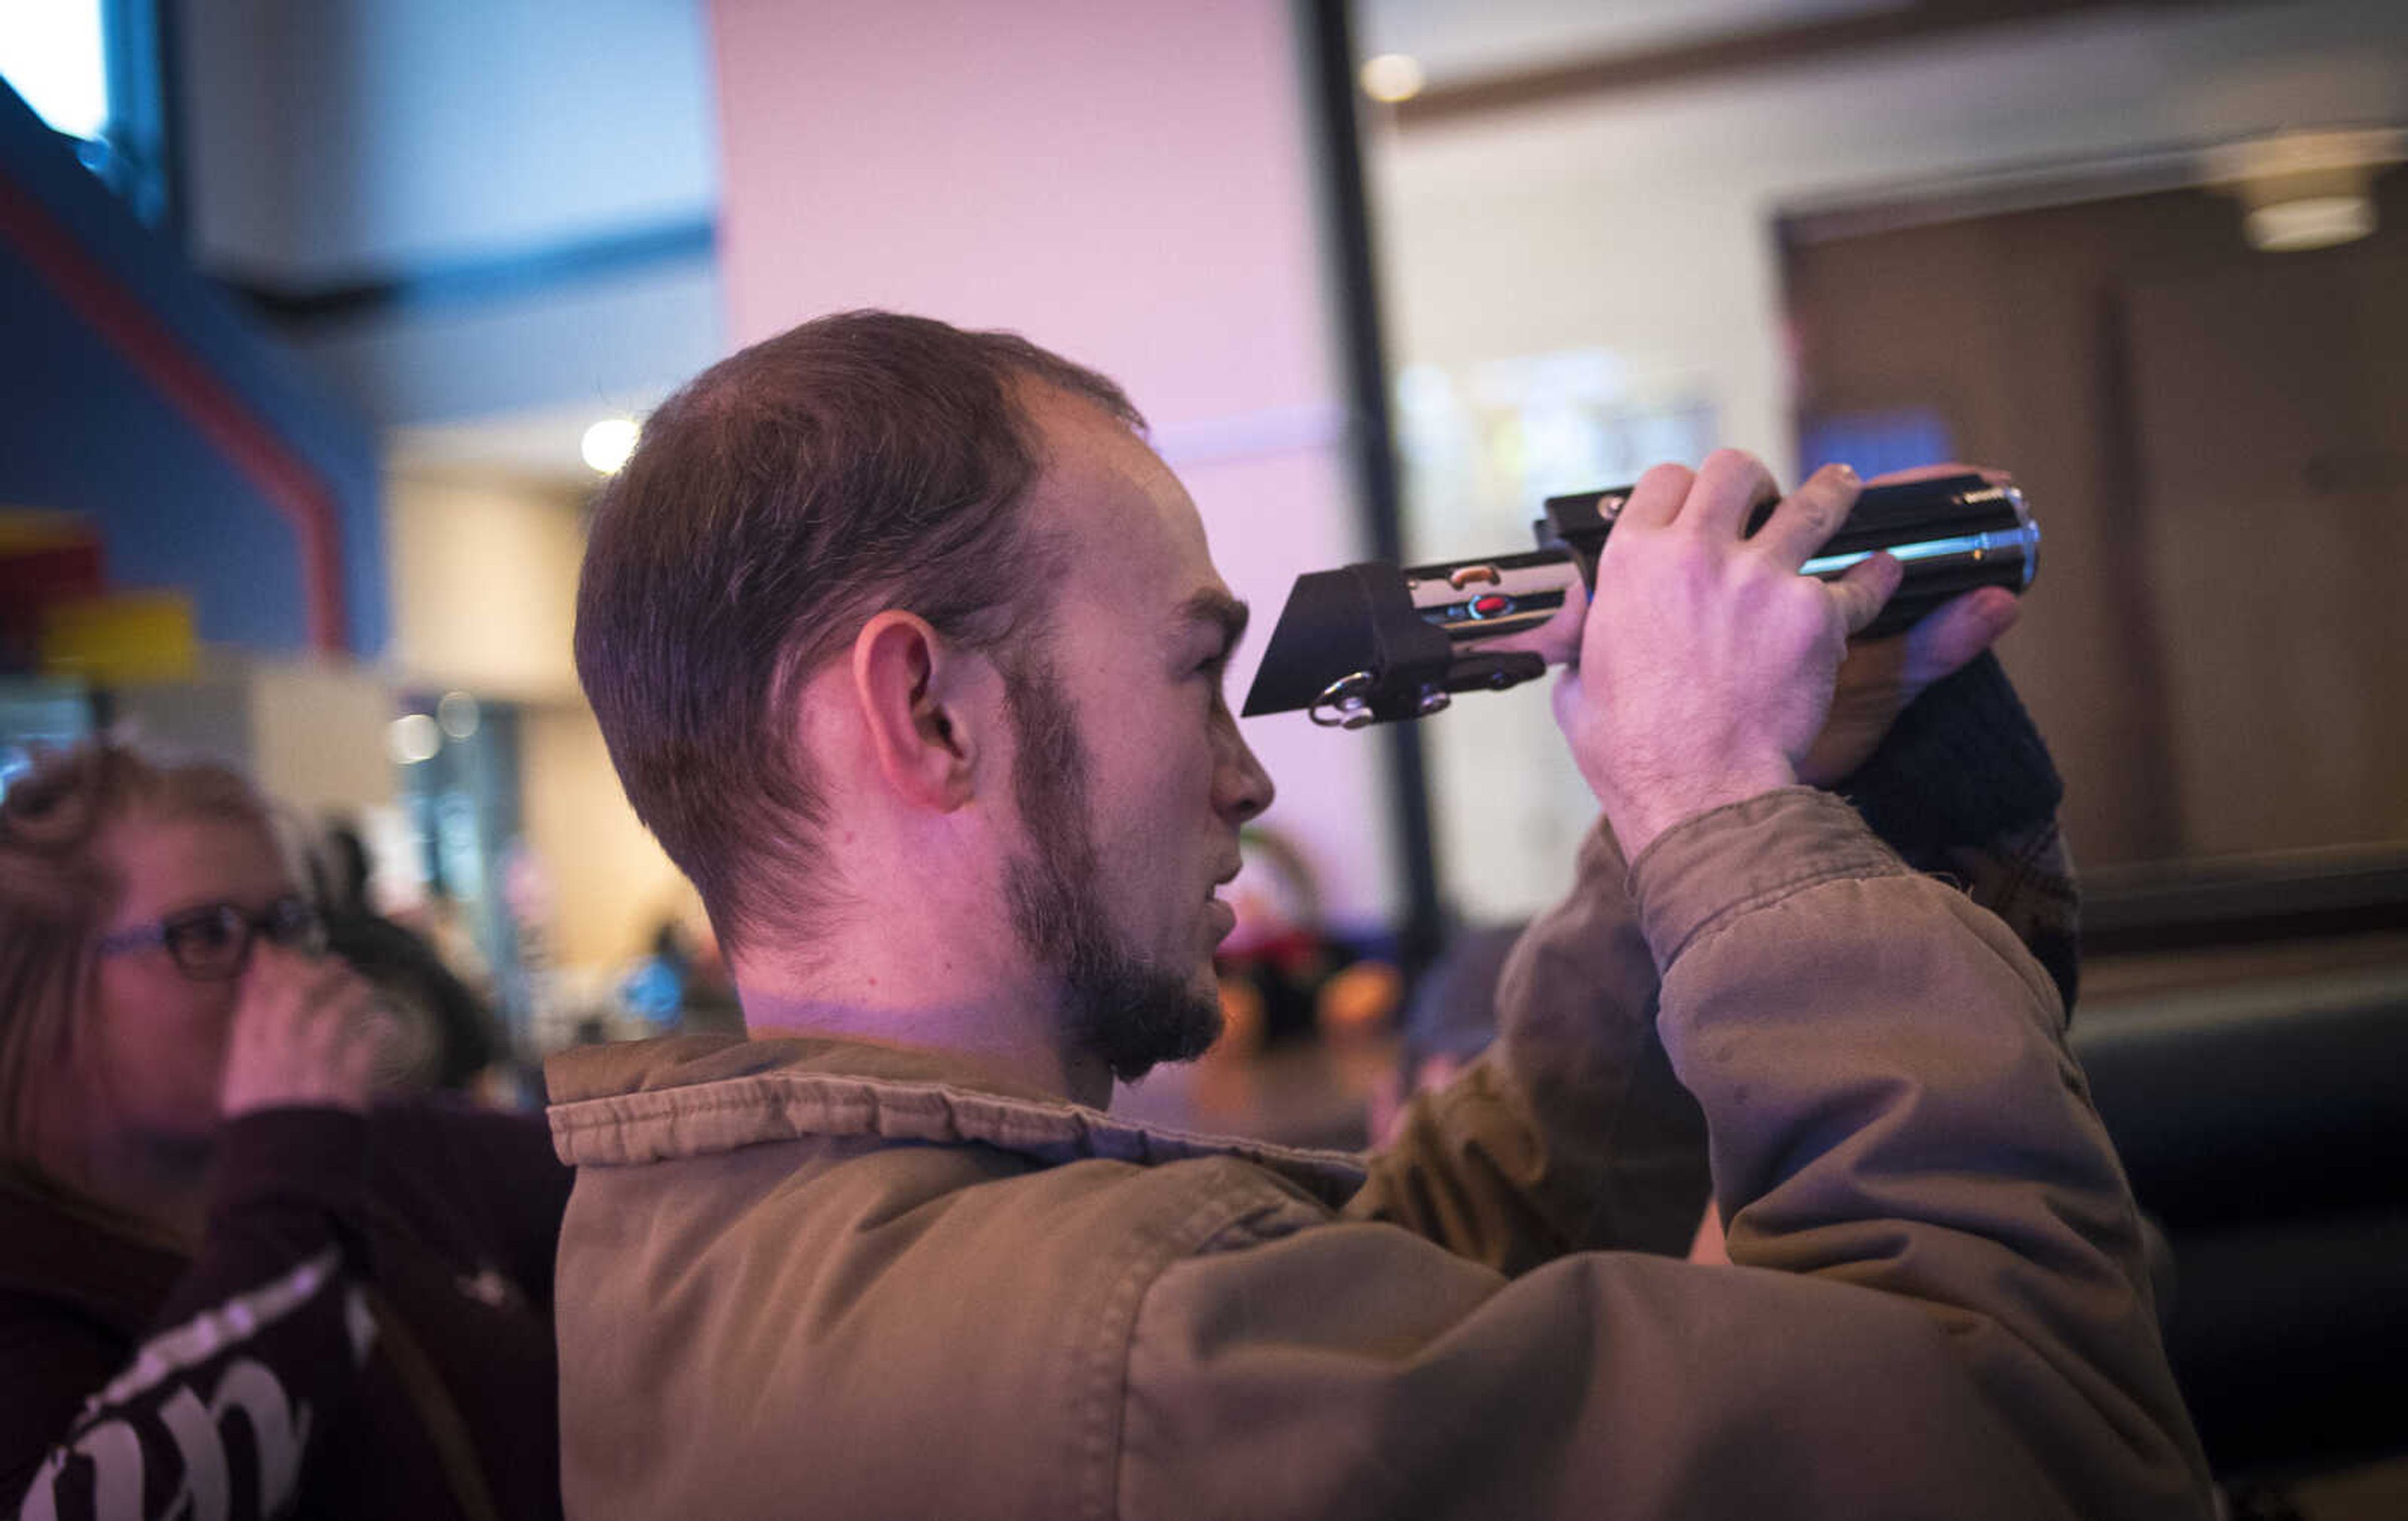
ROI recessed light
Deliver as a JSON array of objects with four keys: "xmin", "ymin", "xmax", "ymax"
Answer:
[
  {"xmin": 1360, "ymin": 54, "xmax": 1425, "ymax": 105},
  {"xmin": 582, "ymin": 418, "xmax": 641, "ymax": 475},
  {"xmin": 2244, "ymin": 194, "xmax": 2377, "ymax": 252},
  {"xmin": 388, "ymin": 713, "xmax": 441, "ymax": 766}
]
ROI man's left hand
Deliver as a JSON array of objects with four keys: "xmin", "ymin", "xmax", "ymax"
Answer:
[
  {"xmin": 1794, "ymin": 583, "xmax": 2020, "ymax": 785},
  {"xmin": 1795, "ymin": 463, "xmax": 2021, "ymax": 784}
]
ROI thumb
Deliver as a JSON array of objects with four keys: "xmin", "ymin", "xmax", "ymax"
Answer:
[
  {"xmin": 1827, "ymin": 553, "xmax": 1904, "ymax": 637},
  {"xmin": 1901, "ymin": 587, "xmax": 2020, "ymax": 695},
  {"xmin": 1549, "ymin": 660, "xmax": 1588, "ymax": 735},
  {"xmin": 1481, "ymin": 580, "xmax": 1587, "ymax": 667}
]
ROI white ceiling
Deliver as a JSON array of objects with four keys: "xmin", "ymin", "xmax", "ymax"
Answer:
[{"xmin": 389, "ymin": 1, "xmax": 1921, "ymax": 485}]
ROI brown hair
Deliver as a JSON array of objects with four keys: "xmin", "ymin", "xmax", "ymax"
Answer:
[
  {"xmin": 0, "ymin": 740, "xmax": 271, "ymax": 1164},
  {"xmin": 573, "ymin": 309, "xmax": 1143, "ymax": 952}
]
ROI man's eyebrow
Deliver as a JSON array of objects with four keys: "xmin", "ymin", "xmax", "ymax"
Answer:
[{"xmin": 1178, "ymin": 589, "xmax": 1250, "ymax": 652}]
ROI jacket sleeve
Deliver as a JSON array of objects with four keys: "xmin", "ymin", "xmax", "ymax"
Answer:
[
  {"xmin": 369, "ymin": 1102, "xmax": 573, "ymax": 1310},
  {"xmin": 1344, "ymin": 816, "xmax": 1709, "ymax": 1267},
  {"xmin": 4, "ymin": 1110, "xmax": 378, "ymax": 1521},
  {"xmin": 1835, "ymin": 650, "xmax": 2080, "ymax": 1005},
  {"xmin": 1347, "ymin": 650, "xmax": 2081, "ymax": 1270},
  {"xmin": 1119, "ymin": 791, "xmax": 2212, "ymax": 1521}
]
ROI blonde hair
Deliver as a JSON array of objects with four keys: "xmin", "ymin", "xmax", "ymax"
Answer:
[{"xmin": 0, "ymin": 740, "xmax": 271, "ymax": 1164}]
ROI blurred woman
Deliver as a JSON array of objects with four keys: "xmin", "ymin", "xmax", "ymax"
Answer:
[{"xmin": 0, "ymin": 742, "xmax": 569, "ymax": 1520}]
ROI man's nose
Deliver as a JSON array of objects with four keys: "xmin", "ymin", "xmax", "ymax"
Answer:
[{"xmin": 1215, "ymin": 722, "xmax": 1275, "ymax": 824}]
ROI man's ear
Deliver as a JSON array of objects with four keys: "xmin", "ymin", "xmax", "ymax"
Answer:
[{"xmin": 850, "ymin": 611, "xmax": 980, "ymax": 811}]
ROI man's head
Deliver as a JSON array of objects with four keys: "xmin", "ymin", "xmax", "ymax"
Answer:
[
  {"xmin": 576, "ymin": 311, "xmax": 1139, "ymax": 952},
  {"xmin": 576, "ymin": 312, "xmax": 1274, "ymax": 1083}
]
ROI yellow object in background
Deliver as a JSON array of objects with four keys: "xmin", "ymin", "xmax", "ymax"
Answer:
[
  {"xmin": 0, "ymin": 508, "xmax": 93, "ymax": 552},
  {"xmin": 41, "ymin": 591, "xmax": 199, "ymax": 683}
]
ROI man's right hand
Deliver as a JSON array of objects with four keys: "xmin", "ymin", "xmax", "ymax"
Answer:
[
  {"xmin": 219, "ymin": 945, "xmax": 385, "ymax": 1118},
  {"xmin": 1548, "ymin": 451, "xmax": 1901, "ymax": 860}
]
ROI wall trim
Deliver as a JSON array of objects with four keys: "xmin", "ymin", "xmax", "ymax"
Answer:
[
  {"xmin": 1151, "ymin": 401, "xmax": 1348, "ymax": 468},
  {"xmin": 222, "ymin": 215, "xmax": 717, "ymax": 328},
  {"xmin": 0, "ymin": 159, "xmax": 346, "ymax": 651},
  {"xmin": 1391, "ymin": 0, "xmax": 2219, "ymax": 129}
]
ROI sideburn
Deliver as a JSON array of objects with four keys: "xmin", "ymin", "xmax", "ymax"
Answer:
[{"xmin": 998, "ymin": 647, "xmax": 1222, "ymax": 1084}]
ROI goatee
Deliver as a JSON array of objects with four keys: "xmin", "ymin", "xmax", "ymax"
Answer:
[{"xmin": 1001, "ymin": 648, "xmax": 1222, "ymax": 1085}]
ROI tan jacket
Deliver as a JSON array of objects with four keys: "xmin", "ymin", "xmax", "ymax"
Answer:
[{"xmin": 549, "ymin": 789, "xmax": 2212, "ymax": 1520}]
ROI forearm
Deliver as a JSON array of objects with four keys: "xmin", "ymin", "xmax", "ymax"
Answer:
[
  {"xmin": 1348, "ymin": 818, "xmax": 1709, "ymax": 1268},
  {"xmin": 1354, "ymin": 654, "xmax": 2082, "ymax": 1271},
  {"xmin": 1836, "ymin": 650, "xmax": 2079, "ymax": 1004},
  {"xmin": 1639, "ymin": 789, "xmax": 2211, "ymax": 1512}
]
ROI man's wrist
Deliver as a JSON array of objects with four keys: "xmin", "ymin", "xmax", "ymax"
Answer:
[
  {"xmin": 1603, "ymin": 758, "xmax": 1798, "ymax": 861},
  {"xmin": 1834, "ymin": 651, "xmax": 2064, "ymax": 859},
  {"xmin": 1627, "ymin": 788, "xmax": 1908, "ymax": 977}
]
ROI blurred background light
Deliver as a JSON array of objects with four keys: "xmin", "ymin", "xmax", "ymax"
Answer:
[
  {"xmin": 2210, "ymin": 125, "xmax": 2400, "ymax": 254},
  {"xmin": 1359, "ymin": 53, "xmax": 1425, "ymax": 104},
  {"xmin": 0, "ymin": 0, "xmax": 109, "ymax": 140},
  {"xmin": 2244, "ymin": 194, "xmax": 2377, "ymax": 253},
  {"xmin": 580, "ymin": 417, "xmax": 640, "ymax": 475},
  {"xmin": 388, "ymin": 712, "xmax": 441, "ymax": 766},
  {"xmin": 436, "ymin": 690, "xmax": 480, "ymax": 740}
]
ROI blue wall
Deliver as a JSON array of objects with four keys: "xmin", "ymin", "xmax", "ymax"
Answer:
[{"xmin": 0, "ymin": 82, "xmax": 386, "ymax": 658}]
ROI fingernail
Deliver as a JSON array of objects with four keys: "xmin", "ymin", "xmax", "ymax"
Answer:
[{"xmin": 1830, "ymin": 462, "xmax": 1859, "ymax": 485}]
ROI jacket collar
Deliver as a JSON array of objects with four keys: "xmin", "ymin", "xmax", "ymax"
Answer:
[{"xmin": 546, "ymin": 1034, "xmax": 1368, "ymax": 1210}]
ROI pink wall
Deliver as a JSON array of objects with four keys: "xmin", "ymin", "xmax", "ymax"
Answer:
[{"xmin": 707, "ymin": 0, "xmax": 1399, "ymax": 924}]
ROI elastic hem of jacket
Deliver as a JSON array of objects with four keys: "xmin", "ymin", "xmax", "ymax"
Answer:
[{"xmin": 1630, "ymin": 787, "xmax": 1911, "ymax": 974}]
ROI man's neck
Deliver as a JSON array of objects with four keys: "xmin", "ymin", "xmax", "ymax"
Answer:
[
  {"xmin": 736, "ymin": 968, "xmax": 1113, "ymax": 1111},
  {"xmin": 724, "ymin": 797, "xmax": 1115, "ymax": 1108}
]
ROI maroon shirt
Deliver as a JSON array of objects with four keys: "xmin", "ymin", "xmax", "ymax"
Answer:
[{"xmin": 1, "ymin": 1102, "xmax": 571, "ymax": 1520}]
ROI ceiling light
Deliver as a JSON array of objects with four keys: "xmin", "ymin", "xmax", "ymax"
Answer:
[
  {"xmin": 388, "ymin": 713, "xmax": 441, "ymax": 766},
  {"xmin": 581, "ymin": 418, "xmax": 640, "ymax": 475},
  {"xmin": 2208, "ymin": 127, "xmax": 2402, "ymax": 255},
  {"xmin": 2244, "ymin": 194, "xmax": 2377, "ymax": 253},
  {"xmin": 436, "ymin": 690, "xmax": 481, "ymax": 740},
  {"xmin": 1360, "ymin": 54, "xmax": 1425, "ymax": 105}
]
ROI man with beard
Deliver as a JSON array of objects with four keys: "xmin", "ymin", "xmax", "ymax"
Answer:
[{"xmin": 549, "ymin": 311, "xmax": 2210, "ymax": 1520}]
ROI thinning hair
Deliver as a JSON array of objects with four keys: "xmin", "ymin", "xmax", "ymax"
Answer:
[
  {"xmin": 572, "ymin": 310, "xmax": 1144, "ymax": 953},
  {"xmin": 0, "ymin": 741, "xmax": 270, "ymax": 1167}
]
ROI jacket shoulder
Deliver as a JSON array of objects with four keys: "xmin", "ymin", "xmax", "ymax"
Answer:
[{"xmin": 556, "ymin": 1130, "xmax": 1330, "ymax": 1521}]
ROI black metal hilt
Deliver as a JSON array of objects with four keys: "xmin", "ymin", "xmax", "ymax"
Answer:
[{"xmin": 1242, "ymin": 473, "xmax": 2040, "ymax": 727}]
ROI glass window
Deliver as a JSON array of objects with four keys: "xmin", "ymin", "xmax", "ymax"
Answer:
[
  {"xmin": 0, "ymin": 677, "xmax": 96, "ymax": 801},
  {"xmin": 0, "ymin": 0, "xmax": 110, "ymax": 141},
  {"xmin": 0, "ymin": 0, "xmax": 174, "ymax": 227}
]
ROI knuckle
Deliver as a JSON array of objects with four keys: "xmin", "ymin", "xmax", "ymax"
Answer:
[{"xmin": 1636, "ymin": 461, "xmax": 1694, "ymax": 497}]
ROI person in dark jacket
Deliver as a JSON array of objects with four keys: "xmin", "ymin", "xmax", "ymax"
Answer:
[
  {"xmin": 312, "ymin": 822, "xmax": 500, "ymax": 1093},
  {"xmin": 0, "ymin": 741, "xmax": 570, "ymax": 1521}
]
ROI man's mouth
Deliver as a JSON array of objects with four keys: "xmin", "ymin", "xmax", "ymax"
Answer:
[{"xmin": 1206, "ymin": 888, "xmax": 1238, "ymax": 931}]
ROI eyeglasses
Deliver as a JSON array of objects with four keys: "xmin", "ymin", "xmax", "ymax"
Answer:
[{"xmin": 96, "ymin": 897, "xmax": 327, "ymax": 981}]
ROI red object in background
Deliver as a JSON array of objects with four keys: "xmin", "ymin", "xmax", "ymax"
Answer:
[
  {"xmin": 0, "ymin": 526, "xmax": 105, "ymax": 673},
  {"xmin": 0, "ymin": 163, "xmax": 347, "ymax": 652}
]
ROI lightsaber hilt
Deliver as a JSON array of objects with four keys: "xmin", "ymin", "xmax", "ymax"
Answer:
[
  {"xmin": 1407, "ymin": 472, "xmax": 2037, "ymax": 657},
  {"xmin": 1536, "ymin": 471, "xmax": 2037, "ymax": 640},
  {"xmin": 1240, "ymin": 472, "xmax": 2040, "ymax": 728}
]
